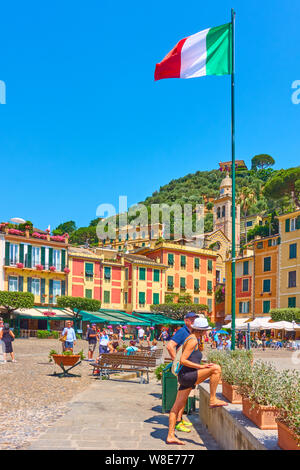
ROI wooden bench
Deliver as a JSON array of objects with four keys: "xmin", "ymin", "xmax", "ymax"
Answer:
[{"xmin": 90, "ymin": 353, "xmax": 156, "ymax": 383}]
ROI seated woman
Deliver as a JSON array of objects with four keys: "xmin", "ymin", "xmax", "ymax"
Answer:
[
  {"xmin": 150, "ymin": 339, "xmax": 158, "ymax": 351},
  {"xmin": 126, "ymin": 340, "xmax": 141, "ymax": 355},
  {"xmin": 107, "ymin": 334, "xmax": 120, "ymax": 353},
  {"xmin": 166, "ymin": 317, "xmax": 227, "ymax": 446}
]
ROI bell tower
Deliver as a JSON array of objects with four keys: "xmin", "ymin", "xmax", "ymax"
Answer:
[{"xmin": 213, "ymin": 174, "xmax": 240, "ymax": 252}]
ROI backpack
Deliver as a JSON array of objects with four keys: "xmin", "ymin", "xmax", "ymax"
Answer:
[{"xmin": 171, "ymin": 336, "xmax": 195, "ymax": 377}]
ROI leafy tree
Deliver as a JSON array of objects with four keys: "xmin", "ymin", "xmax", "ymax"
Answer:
[
  {"xmin": 53, "ymin": 221, "xmax": 76, "ymax": 236},
  {"xmin": 57, "ymin": 296, "xmax": 101, "ymax": 320},
  {"xmin": 251, "ymin": 154, "xmax": 275, "ymax": 170},
  {"xmin": 69, "ymin": 226, "xmax": 98, "ymax": 246},
  {"xmin": 0, "ymin": 291, "xmax": 34, "ymax": 320},
  {"xmin": 238, "ymin": 187, "xmax": 257, "ymax": 244},
  {"xmin": 263, "ymin": 167, "xmax": 300, "ymax": 209},
  {"xmin": 89, "ymin": 218, "xmax": 104, "ymax": 227},
  {"xmin": 150, "ymin": 303, "xmax": 209, "ymax": 321},
  {"xmin": 270, "ymin": 308, "xmax": 300, "ymax": 323}
]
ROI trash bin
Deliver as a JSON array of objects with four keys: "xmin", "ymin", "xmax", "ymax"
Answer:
[{"xmin": 162, "ymin": 365, "xmax": 196, "ymax": 414}]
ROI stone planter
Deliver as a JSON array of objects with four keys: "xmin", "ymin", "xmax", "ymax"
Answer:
[
  {"xmin": 242, "ymin": 398, "xmax": 278, "ymax": 430},
  {"xmin": 52, "ymin": 354, "xmax": 81, "ymax": 367},
  {"xmin": 222, "ymin": 381, "xmax": 242, "ymax": 404},
  {"xmin": 277, "ymin": 420, "xmax": 300, "ymax": 451}
]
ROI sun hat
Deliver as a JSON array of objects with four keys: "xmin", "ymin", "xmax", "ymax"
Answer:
[
  {"xmin": 184, "ymin": 312, "xmax": 198, "ymax": 319},
  {"xmin": 192, "ymin": 317, "xmax": 212, "ymax": 331}
]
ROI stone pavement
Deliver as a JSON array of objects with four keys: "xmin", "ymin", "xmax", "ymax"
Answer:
[{"xmin": 28, "ymin": 375, "xmax": 219, "ymax": 450}]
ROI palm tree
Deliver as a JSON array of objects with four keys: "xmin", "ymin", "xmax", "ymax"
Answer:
[{"xmin": 237, "ymin": 187, "xmax": 257, "ymax": 244}]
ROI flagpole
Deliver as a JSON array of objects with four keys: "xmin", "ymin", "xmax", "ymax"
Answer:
[{"xmin": 231, "ymin": 8, "xmax": 236, "ymax": 350}]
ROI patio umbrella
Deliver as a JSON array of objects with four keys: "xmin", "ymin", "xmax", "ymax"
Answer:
[{"xmin": 217, "ymin": 330, "xmax": 229, "ymax": 335}]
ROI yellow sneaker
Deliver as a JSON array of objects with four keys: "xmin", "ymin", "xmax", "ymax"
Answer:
[
  {"xmin": 175, "ymin": 422, "xmax": 191, "ymax": 433},
  {"xmin": 181, "ymin": 419, "xmax": 193, "ymax": 427}
]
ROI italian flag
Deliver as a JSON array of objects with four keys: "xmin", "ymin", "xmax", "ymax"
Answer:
[{"xmin": 154, "ymin": 23, "xmax": 232, "ymax": 81}]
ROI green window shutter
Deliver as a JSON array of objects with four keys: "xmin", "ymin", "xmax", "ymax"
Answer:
[
  {"xmin": 239, "ymin": 302, "xmax": 242, "ymax": 314},
  {"xmin": 49, "ymin": 280, "xmax": 54, "ymax": 303},
  {"xmin": 85, "ymin": 262, "xmax": 94, "ymax": 276},
  {"xmin": 194, "ymin": 279, "xmax": 199, "ymax": 290},
  {"xmin": 18, "ymin": 276, "xmax": 23, "ymax": 292},
  {"xmin": 48, "ymin": 247, "xmax": 53, "ymax": 267},
  {"xmin": 288, "ymin": 297, "xmax": 296, "ymax": 308},
  {"xmin": 263, "ymin": 301, "xmax": 271, "ymax": 314},
  {"xmin": 139, "ymin": 292, "xmax": 145, "ymax": 304},
  {"xmin": 104, "ymin": 291, "xmax": 110, "ymax": 303},
  {"xmin": 263, "ymin": 257, "xmax": 271, "ymax": 272},
  {"xmin": 19, "ymin": 244, "xmax": 24, "ymax": 264},
  {"xmin": 27, "ymin": 245, "xmax": 32, "ymax": 268},
  {"xmin": 153, "ymin": 293, "xmax": 159, "ymax": 305},
  {"xmin": 194, "ymin": 258, "xmax": 200, "ymax": 269},
  {"xmin": 61, "ymin": 280, "xmax": 66, "ymax": 296},
  {"xmin": 180, "ymin": 256, "xmax": 186, "ymax": 267},
  {"xmin": 207, "ymin": 280, "xmax": 212, "ymax": 292},
  {"xmin": 296, "ymin": 216, "xmax": 300, "ymax": 230},
  {"xmin": 243, "ymin": 261, "xmax": 249, "ymax": 276},
  {"xmin": 257, "ymin": 242, "xmax": 263, "ymax": 249},
  {"xmin": 41, "ymin": 247, "xmax": 45, "ymax": 268},
  {"xmin": 180, "ymin": 277, "xmax": 186, "ymax": 288},
  {"xmin": 263, "ymin": 279, "xmax": 271, "ymax": 292},
  {"xmin": 285, "ymin": 218, "xmax": 290, "ymax": 233},
  {"xmin": 139, "ymin": 267, "xmax": 146, "ymax": 280},
  {"xmin": 208, "ymin": 259, "xmax": 213, "ymax": 272},
  {"xmin": 27, "ymin": 277, "xmax": 32, "ymax": 293},
  {"xmin": 40, "ymin": 278, "xmax": 45, "ymax": 303},
  {"xmin": 104, "ymin": 266, "xmax": 111, "ymax": 279},
  {"xmin": 85, "ymin": 288, "xmax": 92, "ymax": 299},
  {"xmin": 154, "ymin": 269, "xmax": 160, "ymax": 282},
  {"xmin": 168, "ymin": 253, "xmax": 174, "ymax": 266},
  {"xmin": 277, "ymin": 237, "xmax": 281, "ymax": 245},
  {"xmin": 5, "ymin": 242, "xmax": 10, "ymax": 265},
  {"xmin": 289, "ymin": 244, "xmax": 297, "ymax": 259},
  {"xmin": 61, "ymin": 250, "xmax": 66, "ymax": 271},
  {"xmin": 167, "ymin": 276, "xmax": 174, "ymax": 288}
]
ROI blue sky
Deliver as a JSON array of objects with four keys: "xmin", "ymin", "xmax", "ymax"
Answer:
[{"xmin": 1, "ymin": 0, "xmax": 299, "ymax": 230}]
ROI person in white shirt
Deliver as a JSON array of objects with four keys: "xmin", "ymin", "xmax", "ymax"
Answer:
[
  {"xmin": 137, "ymin": 327, "xmax": 145, "ymax": 344},
  {"xmin": 62, "ymin": 321, "xmax": 76, "ymax": 351}
]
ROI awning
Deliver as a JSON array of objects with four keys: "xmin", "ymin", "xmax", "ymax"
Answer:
[
  {"xmin": 80, "ymin": 309, "xmax": 152, "ymax": 326},
  {"xmin": 221, "ymin": 318, "xmax": 250, "ymax": 329},
  {"xmin": 12, "ymin": 307, "xmax": 75, "ymax": 321},
  {"xmin": 132, "ymin": 312, "xmax": 185, "ymax": 326}
]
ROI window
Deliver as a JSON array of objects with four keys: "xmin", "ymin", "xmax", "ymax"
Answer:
[
  {"xmin": 217, "ymin": 207, "xmax": 221, "ymax": 219},
  {"xmin": 31, "ymin": 278, "xmax": 40, "ymax": 296},
  {"xmin": 103, "ymin": 291, "xmax": 110, "ymax": 304},
  {"xmin": 239, "ymin": 301, "xmax": 250, "ymax": 314},
  {"xmin": 194, "ymin": 297, "xmax": 199, "ymax": 304},
  {"xmin": 139, "ymin": 267, "xmax": 146, "ymax": 280},
  {"xmin": 216, "ymin": 270, "xmax": 220, "ymax": 283},
  {"xmin": 291, "ymin": 218, "xmax": 296, "ymax": 232},
  {"xmin": 257, "ymin": 242, "xmax": 263, "ymax": 249},
  {"xmin": 85, "ymin": 262, "xmax": 94, "ymax": 280},
  {"xmin": 180, "ymin": 278, "xmax": 186, "ymax": 289},
  {"xmin": 207, "ymin": 280, "xmax": 212, "ymax": 293},
  {"xmin": 139, "ymin": 292, "xmax": 145, "ymax": 306},
  {"xmin": 167, "ymin": 276, "xmax": 174, "ymax": 289},
  {"xmin": 153, "ymin": 293, "xmax": 159, "ymax": 305},
  {"xmin": 124, "ymin": 292, "xmax": 128, "ymax": 304},
  {"xmin": 153, "ymin": 269, "xmax": 160, "ymax": 282},
  {"xmin": 104, "ymin": 266, "xmax": 111, "ymax": 280},
  {"xmin": 288, "ymin": 297, "xmax": 296, "ymax": 308},
  {"xmin": 208, "ymin": 259, "xmax": 213, "ymax": 272},
  {"xmin": 242, "ymin": 279, "xmax": 249, "ymax": 292},
  {"xmin": 125, "ymin": 268, "xmax": 129, "ymax": 280},
  {"xmin": 263, "ymin": 300, "xmax": 271, "ymax": 314},
  {"xmin": 243, "ymin": 261, "xmax": 249, "ymax": 275},
  {"xmin": 263, "ymin": 257, "xmax": 271, "ymax": 272},
  {"xmin": 194, "ymin": 258, "xmax": 200, "ymax": 270},
  {"xmin": 8, "ymin": 276, "xmax": 18, "ymax": 292},
  {"xmin": 288, "ymin": 271, "xmax": 296, "ymax": 288},
  {"xmin": 52, "ymin": 249, "xmax": 61, "ymax": 270},
  {"xmin": 53, "ymin": 280, "xmax": 61, "ymax": 304},
  {"xmin": 32, "ymin": 246, "xmax": 40, "ymax": 268},
  {"xmin": 263, "ymin": 279, "xmax": 271, "ymax": 293},
  {"xmin": 289, "ymin": 243, "xmax": 297, "ymax": 259},
  {"xmin": 180, "ymin": 256, "xmax": 186, "ymax": 268},
  {"xmin": 246, "ymin": 221, "xmax": 253, "ymax": 227},
  {"xmin": 9, "ymin": 244, "xmax": 19, "ymax": 265},
  {"xmin": 85, "ymin": 289, "xmax": 92, "ymax": 299},
  {"xmin": 207, "ymin": 298, "xmax": 212, "ymax": 312},
  {"xmin": 168, "ymin": 254, "xmax": 174, "ymax": 266},
  {"xmin": 194, "ymin": 279, "xmax": 200, "ymax": 291},
  {"xmin": 222, "ymin": 206, "xmax": 225, "ymax": 217}
]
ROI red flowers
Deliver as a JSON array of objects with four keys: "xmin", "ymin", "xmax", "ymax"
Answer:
[
  {"xmin": 49, "ymin": 266, "xmax": 56, "ymax": 272},
  {"xmin": 64, "ymin": 267, "xmax": 70, "ymax": 274},
  {"xmin": 36, "ymin": 264, "xmax": 44, "ymax": 271},
  {"xmin": 16, "ymin": 262, "xmax": 24, "ymax": 268}
]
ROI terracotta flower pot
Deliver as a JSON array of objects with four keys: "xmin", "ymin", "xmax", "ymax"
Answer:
[
  {"xmin": 222, "ymin": 381, "xmax": 242, "ymax": 404},
  {"xmin": 277, "ymin": 420, "xmax": 300, "ymax": 451},
  {"xmin": 52, "ymin": 354, "xmax": 80, "ymax": 367},
  {"xmin": 242, "ymin": 398, "xmax": 278, "ymax": 430}
]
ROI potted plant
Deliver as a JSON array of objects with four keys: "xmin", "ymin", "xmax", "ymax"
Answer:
[
  {"xmin": 221, "ymin": 357, "xmax": 251, "ymax": 404},
  {"xmin": 206, "ymin": 350, "xmax": 229, "ymax": 384},
  {"xmin": 274, "ymin": 369, "xmax": 300, "ymax": 450},
  {"xmin": 49, "ymin": 266, "xmax": 56, "ymax": 272},
  {"xmin": 49, "ymin": 348, "xmax": 85, "ymax": 367},
  {"xmin": 16, "ymin": 262, "xmax": 24, "ymax": 269},
  {"xmin": 236, "ymin": 361, "xmax": 280, "ymax": 430}
]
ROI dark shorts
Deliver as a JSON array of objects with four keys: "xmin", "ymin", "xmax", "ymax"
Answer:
[
  {"xmin": 178, "ymin": 369, "xmax": 198, "ymax": 391},
  {"xmin": 4, "ymin": 342, "xmax": 13, "ymax": 354}
]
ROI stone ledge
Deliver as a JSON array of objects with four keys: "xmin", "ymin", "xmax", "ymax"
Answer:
[{"xmin": 198, "ymin": 381, "xmax": 280, "ymax": 450}]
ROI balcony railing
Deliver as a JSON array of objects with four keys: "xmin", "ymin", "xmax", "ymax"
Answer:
[{"xmin": 5, "ymin": 260, "xmax": 65, "ymax": 272}]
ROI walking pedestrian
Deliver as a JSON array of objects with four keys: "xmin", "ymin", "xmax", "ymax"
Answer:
[
  {"xmin": 86, "ymin": 323, "xmax": 98, "ymax": 361},
  {"xmin": 0, "ymin": 323, "xmax": 16, "ymax": 362},
  {"xmin": 137, "ymin": 326, "xmax": 145, "ymax": 345},
  {"xmin": 61, "ymin": 321, "xmax": 76, "ymax": 351},
  {"xmin": 0, "ymin": 317, "xmax": 5, "ymax": 363},
  {"xmin": 166, "ymin": 317, "xmax": 227, "ymax": 445}
]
